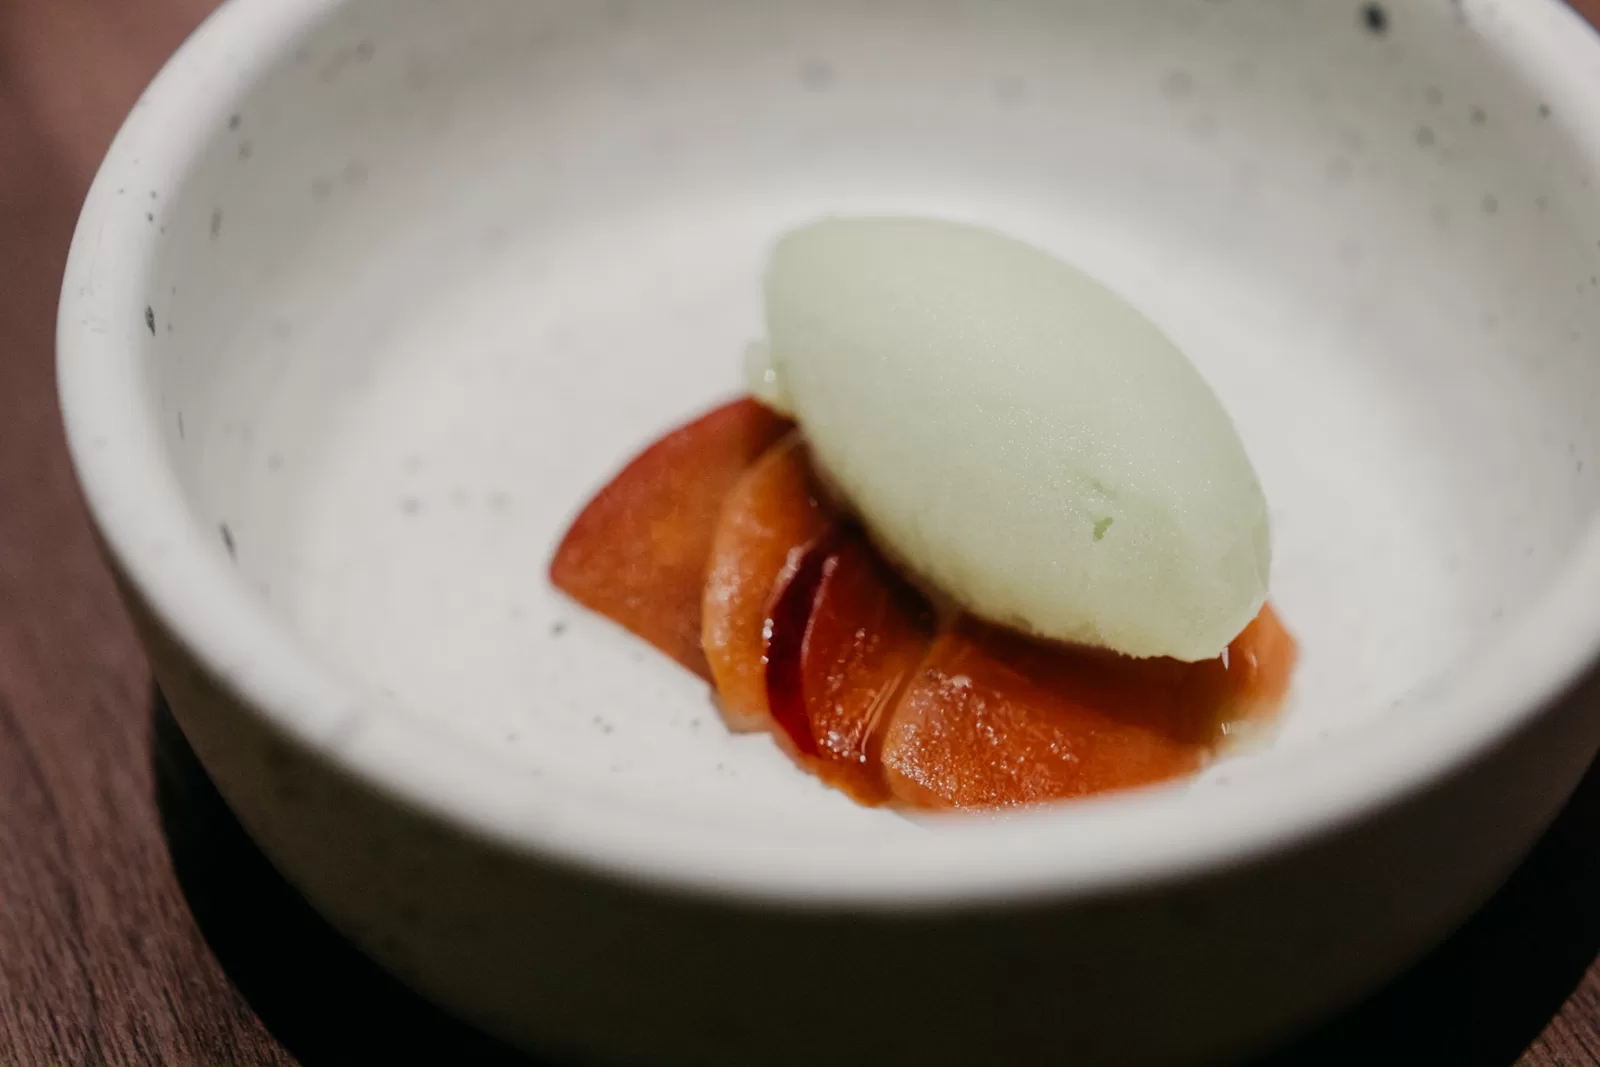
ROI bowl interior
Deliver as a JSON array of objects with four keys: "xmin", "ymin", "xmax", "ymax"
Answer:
[{"xmin": 95, "ymin": 0, "xmax": 1600, "ymax": 881}]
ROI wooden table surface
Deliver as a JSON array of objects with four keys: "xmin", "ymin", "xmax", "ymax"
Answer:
[{"xmin": 5, "ymin": 2, "xmax": 1600, "ymax": 1064}]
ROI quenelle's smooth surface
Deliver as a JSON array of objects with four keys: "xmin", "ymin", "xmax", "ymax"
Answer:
[
  {"xmin": 56, "ymin": 0, "xmax": 1600, "ymax": 1065},
  {"xmin": 762, "ymin": 217, "xmax": 1269, "ymax": 660}
]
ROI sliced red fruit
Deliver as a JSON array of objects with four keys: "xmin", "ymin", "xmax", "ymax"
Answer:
[
  {"xmin": 550, "ymin": 398, "xmax": 792, "ymax": 679},
  {"xmin": 701, "ymin": 435, "xmax": 834, "ymax": 730},
  {"xmin": 880, "ymin": 606, "xmax": 1297, "ymax": 811},
  {"xmin": 762, "ymin": 526, "xmax": 845, "ymax": 756},
  {"xmin": 553, "ymin": 396, "xmax": 1297, "ymax": 812},
  {"xmin": 772, "ymin": 532, "xmax": 936, "ymax": 804}
]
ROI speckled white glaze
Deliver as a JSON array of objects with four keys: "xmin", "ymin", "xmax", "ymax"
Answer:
[{"xmin": 58, "ymin": 1, "xmax": 1600, "ymax": 1064}]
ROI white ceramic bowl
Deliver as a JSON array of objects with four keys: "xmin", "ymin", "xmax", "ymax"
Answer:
[{"xmin": 59, "ymin": 1, "xmax": 1600, "ymax": 1063}]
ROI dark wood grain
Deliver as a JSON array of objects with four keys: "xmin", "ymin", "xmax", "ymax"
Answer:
[
  {"xmin": 3, "ymin": 2, "xmax": 1600, "ymax": 1065},
  {"xmin": 0, "ymin": 2, "xmax": 284, "ymax": 1065}
]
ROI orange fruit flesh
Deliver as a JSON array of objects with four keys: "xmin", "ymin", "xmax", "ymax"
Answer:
[
  {"xmin": 551, "ymin": 400, "xmax": 1297, "ymax": 810},
  {"xmin": 700, "ymin": 434, "xmax": 832, "ymax": 730},
  {"xmin": 769, "ymin": 532, "xmax": 937, "ymax": 805},
  {"xmin": 548, "ymin": 398, "xmax": 792, "ymax": 679},
  {"xmin": 880, "ymin": 605, "xmax": 1296, "ymax": 810}
]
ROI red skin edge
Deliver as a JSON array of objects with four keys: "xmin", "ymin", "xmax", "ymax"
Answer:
[
  {"xmin": 760, "ymin": 527, "xmax": 845, "ymax": 757},
  {"xmin": 761, "ymin": 526, "xmax": 938, "ymax": 805}
]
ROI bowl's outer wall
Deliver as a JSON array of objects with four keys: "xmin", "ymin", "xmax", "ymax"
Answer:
[{"xmin": 129, "ymin": 571, "xmax": 1600, "ymax": 1067}]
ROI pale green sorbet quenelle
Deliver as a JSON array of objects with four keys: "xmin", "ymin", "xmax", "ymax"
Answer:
[{"xmin": 750, "ymin": 217, "xmax": 1269, "ymax": 662}]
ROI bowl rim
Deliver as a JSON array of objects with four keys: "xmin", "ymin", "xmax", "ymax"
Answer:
[{"xmin": 57, "ymin": 0, "xmax": 1600, "ymax": 908}]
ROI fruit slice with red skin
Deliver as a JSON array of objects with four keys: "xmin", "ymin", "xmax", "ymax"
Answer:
[
  {"xmin": 762, "ymin": 526, "xmax": 844, "ymax": 755},
  {"xmin": 553, "ymin": 395, "xmax": 1295, "ymax": 810},
  {"xmin": 767, "ymin": 531, "xmax": 936, "ymax": 804},
  {"xmin": 702, "ymin": 435, "xmax": 833, "ymax": 730},
  {"xmin": 881, "ymin": 605, "xmax": 1297, "ymax": 810},
  {"xmin": 550, "ymin": 397, "xmax": 792, "ymax": 679}
]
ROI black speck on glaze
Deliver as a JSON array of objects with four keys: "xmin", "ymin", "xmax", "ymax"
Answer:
[
  {"xmin": 238, "ymin": 141, "xmax": 253, "ymax": 161},
  {"xmin": 355, "ymin": 39, "xmax": 376, "ymax": 62},
  {"xmin": 229, "ymin": 113, "xmax": 241, "ymax": 130},
  {"xmin": 210, "ymin": 209, "xmax": 223, "ymax": 238},
  {"xmin": 1470, "ymin": 106, "xmax": 1487, "ymax": 125},
  {"xmin": 145, "ymin": 306, "xmax": 156, "ymax": 335},
  {"xmin": 220, "ymin": 523, "xmax": 237, "ymax": 560},
  {"xmin": 1361, "ymin": 3, "xmax": 1389, "ymax": 36},
  {"xmin": 1539, "ymin": 102, "xmax": 1552, "ymax": 119},
  {"xmin": 1415, "ymin": 125, "xmax": 1435, "ymax": 147},
  {"xmin": 399, "ymin": 496, "xmax": 423, "ymax": 516},
  {"xmin": 177, "ymin": 412, "xmax": 185, "ymax": 440},
  {"xmin": 145, "ymin": 212, "xmax": 154, "ymax": 223},
  {"xmin": 551, "ymin": 621, "xmax": 568, "ymax": 637}
]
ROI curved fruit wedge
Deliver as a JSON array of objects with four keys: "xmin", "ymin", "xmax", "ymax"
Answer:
[
  {"xmin": 881, "ymin": 606, "xmax": 1297, "ymax": 810},
  {"xmin": 702, "ymin": 435, "xmax": 833, "ymax": 730},
  {"xmin": 763, "ymin": 526, "xmax": 843, "ymax": 754},
  {"xmin": 766, "ymin": 531, "xmax": 936, "ymax": 804},
  {"xmin": 553, "ymin": 395, "xmax": 1295, "ymax": 812},
  {"xmin": 550, "ymin": 398, "xmax": 792, "ymax": 678}
]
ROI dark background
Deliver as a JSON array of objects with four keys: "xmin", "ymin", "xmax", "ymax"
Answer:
[{"xmin": 4, "ymin": 2, "xmax": 1600, "ymax": 1064}]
